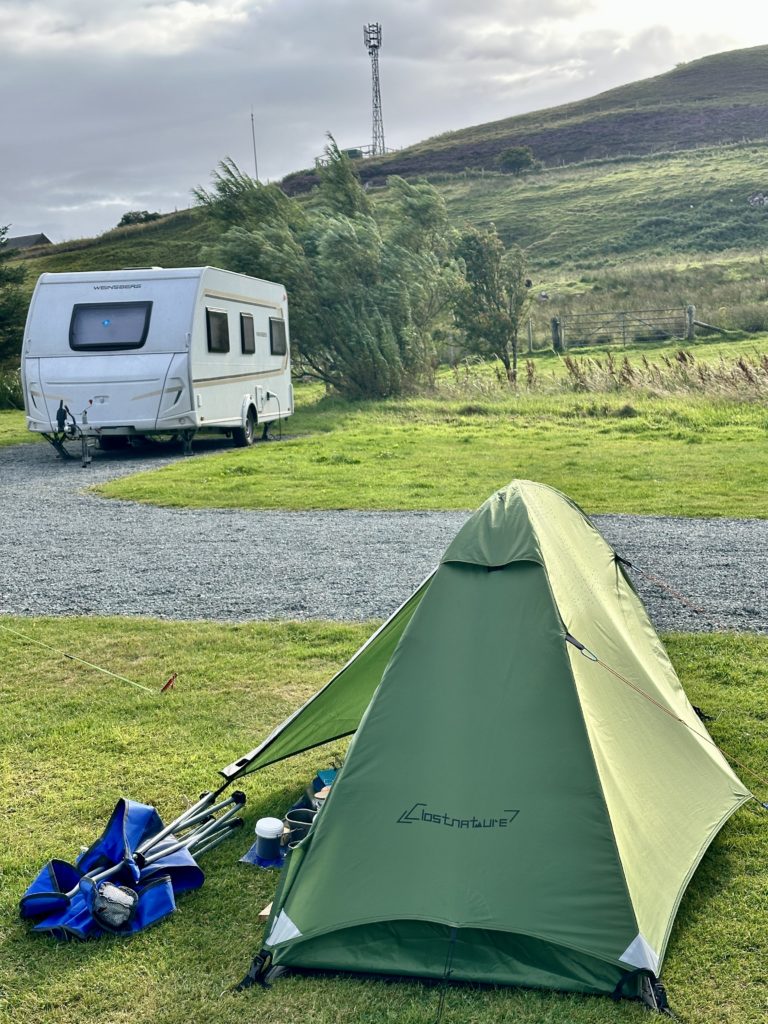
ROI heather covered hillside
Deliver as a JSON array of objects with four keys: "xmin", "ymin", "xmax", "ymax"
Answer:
[{"xmin": 285, "ymin": 44, "xmax": 768, "ymax": 189}]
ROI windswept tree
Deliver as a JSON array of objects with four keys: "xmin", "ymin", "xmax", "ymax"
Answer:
[
  {"xmin": 453, "ymin": 225, "xmax": 532, "ymax": 383},
  {"xmin": 0, "ymin": 226, "xmax": 27, "ymax": 365},
  {"xmin": 194, "ymin": 141, "xmax": 459, "ymax": 398},
  {"xmin": 193, "ymin": 157, "xmax": 304, "ymax": 232},
  {"xmin": 317, "ymin": 137, "xmax": 372, "ymax": 219},
  {"xmin": 384, "ymin": 176, "xmax": 464, "ymax": 338}
]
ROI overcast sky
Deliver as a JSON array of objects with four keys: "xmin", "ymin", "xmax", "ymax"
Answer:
[{"xmin": 2, "ymin": 1, "xmax": 765, "ymax": 242}]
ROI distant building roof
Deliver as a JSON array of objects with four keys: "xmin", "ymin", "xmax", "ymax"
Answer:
[{"xmin": 5, "ymin": 233, "xmax": 52, "ymax": 251}]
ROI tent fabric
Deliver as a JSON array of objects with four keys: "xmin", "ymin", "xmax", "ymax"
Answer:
[
  {"xmin": 242, "ymin": 480, "xmax": 751, "ymax": 996},
  {"xmin": 516, "ymin": 482, "xmax": 749, "ymax": 961}
]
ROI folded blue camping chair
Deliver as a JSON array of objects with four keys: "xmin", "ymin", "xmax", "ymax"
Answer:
[
  {"xmin": 75, "ymin": 799, "xmax": 163, "ymax": 879},
  {"xmin": 20, "ymin": 799, "xmax": 205, "ymax": 939},
  {"xmin": 27, "ymin": 874, "xmax": 179, "ymax": 940}
]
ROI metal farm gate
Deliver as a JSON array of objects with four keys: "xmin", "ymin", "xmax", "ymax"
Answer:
[{"xmin": 552, "ymin": 306, "xmax": 694, "ymax": 350}]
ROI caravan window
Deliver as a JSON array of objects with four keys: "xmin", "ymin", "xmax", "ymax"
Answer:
[
  {"xmin": 206, "ymin": 309, "xmax": 230, "ymax": 353},
  {"xmin": 69, "ymin": 302, "xmax": 152, "ymax": 351},
  {"xmin": 240, "ymin": 313, "xmax": 255, "ymax": 355},
  {"xmin": 270, "ymin": 318, "xmax": 287, "ymax": 356}
]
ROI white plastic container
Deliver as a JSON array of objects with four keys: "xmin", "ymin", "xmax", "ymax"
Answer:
[{"xmin": 254, "ymin": 817, "xmax": 284, "ymax": 861}]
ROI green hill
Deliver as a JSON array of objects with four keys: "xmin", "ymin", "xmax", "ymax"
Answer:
[
  {"xmin": 439, "ymin": 140, "xmax": 768, "ymax": 265},
  {"xmin": 12, "ymin": 208, "xmax": 219, "ymax": 302}
]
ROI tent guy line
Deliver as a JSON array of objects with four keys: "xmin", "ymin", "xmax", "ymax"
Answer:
[
  {"xmin": 0, "ymin": 622, "xmax": 157, "ymax": 694},
  {"xmin": 619, "ymin": 556, "xmax": 705, "ymax": 614},
  {"xmin": 4, "ymin": 596, "xmax": 767, "ymax": 803},
  {"xmin": 566, "ymin": 632, "xmax": 768, "ymax": 803}
]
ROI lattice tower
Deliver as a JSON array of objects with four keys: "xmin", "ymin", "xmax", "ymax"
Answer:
[{"xmin": 363, "ymin": 22, "xmax": 385, "ymax": 155}]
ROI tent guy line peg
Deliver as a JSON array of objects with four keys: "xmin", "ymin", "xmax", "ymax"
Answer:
[{"xmin": 161, "ymin": 673, "xmax": 177, "ymax": 693}]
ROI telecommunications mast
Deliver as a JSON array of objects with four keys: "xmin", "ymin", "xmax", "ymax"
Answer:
[{"xmin": 363, "ymin": 22, "xmax": 385, "ymax": 155}]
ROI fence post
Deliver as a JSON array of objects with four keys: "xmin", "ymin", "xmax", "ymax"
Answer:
[
  {"xmin": 527, "ymin": 318, "xmax": 533, "ymax": 354},
  {"xmin": 686, "ymin": 305, "xmax": 695, "ymax": 341},
  {"xmin": 551, "ymin": 317, "xmax": 563, "ymax": 352}
]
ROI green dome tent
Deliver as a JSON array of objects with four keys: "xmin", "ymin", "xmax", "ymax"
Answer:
[{"xmin": 223, "ymin": 481, "xmax": 751, "ymax": 1007}]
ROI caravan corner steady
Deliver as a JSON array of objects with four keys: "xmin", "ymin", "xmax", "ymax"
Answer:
[{"xmin": 21, "ymin": 266, "xmax": 292, "ymax": 462}]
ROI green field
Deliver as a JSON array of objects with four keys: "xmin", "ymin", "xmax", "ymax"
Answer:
[
  {"xmin": 93, "ymin": 386, "xmax": 768, "ymax": 517},
  {"xmin": 436, "ymin": 142, "xmax": 768, "ymax": 339},
  {"xmin": 7, "ymin": 334, "xmax": 768, "ymax": 520},
  {"xmin": 439, "ymin": 142, "xmax": 768, "ymax": 266},
  {"xmin": 1, "ymin": 617, "xmax": 766, "ymax": 1024}
]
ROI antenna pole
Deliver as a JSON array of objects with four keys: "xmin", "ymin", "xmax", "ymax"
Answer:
[
  {"xmin": 363, "ymin": 23, "xmax": 385, "ymax": 156},
  {"xmin": 250, "ymin": 108, "xmax": 259, "ymax": 181}
]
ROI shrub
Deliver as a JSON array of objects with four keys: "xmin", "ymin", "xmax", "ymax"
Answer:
[
  {"xmin": 0, "ymin": 367, "xmax": 23, "ymax": 409},
  {"xmin": 117, "ymin": 210, "xmax": 162, "ymax": 227},
  {"xmin": 494, "ymin": 146, "xmax": 540, "ymax": 176}
]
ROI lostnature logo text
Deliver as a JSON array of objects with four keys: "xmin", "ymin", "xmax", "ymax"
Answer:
[{"xmin": 397, "ymin": 803, "xmax": 519, "ymax": 830}]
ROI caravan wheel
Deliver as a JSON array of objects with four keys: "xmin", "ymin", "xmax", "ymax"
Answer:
[{"xmin": 233, "ymin": 407, "xmax": 257, "ymax": 447}]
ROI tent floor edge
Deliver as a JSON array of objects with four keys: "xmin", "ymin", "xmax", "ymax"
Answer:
[
  {"xmin": 233, "ymin": 957, "xmax": 681, "ymax": 1016},
  {"xmin": 255, "ymin": 961, "xmax": 680, "ymax": 1011}
]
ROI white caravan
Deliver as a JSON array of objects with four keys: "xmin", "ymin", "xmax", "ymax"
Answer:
[{"xmin": 21, "ymin": 266, "xmax": 292, "ymax": 457}]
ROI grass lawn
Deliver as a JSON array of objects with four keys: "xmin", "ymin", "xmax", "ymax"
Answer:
[
  {"xmin": 97, "ymin": 389, "xmax": 768, "ymax": 517},
  {"xmin": 1, "ymin": 617, "xmax": 766, "ymax": 1023}
]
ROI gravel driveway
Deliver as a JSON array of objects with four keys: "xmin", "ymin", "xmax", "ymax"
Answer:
[{"xmin": 1, "ymin": 441, "xmax": 766, "ymax": 633}]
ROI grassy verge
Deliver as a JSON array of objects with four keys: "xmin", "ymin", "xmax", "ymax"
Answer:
[
  {"xmin": 0, "ymin": 410, "xmax": 34, "ymax": 447},
  {"xmin": 1, "ymin": 617, "xmax": 766, "ymax": 1023},
  {"xmin": 97, "ymin": 389, "xmax": 768, "ymax": 517}
]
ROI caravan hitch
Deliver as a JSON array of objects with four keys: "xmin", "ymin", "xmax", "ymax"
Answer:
[
  {"xmin": 42, "ymin": 401, "xmax": 94, "ymax": 466},
  {"xmin": 42, "ymin": 402, "xmax": 78, "ymax": 460}
]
